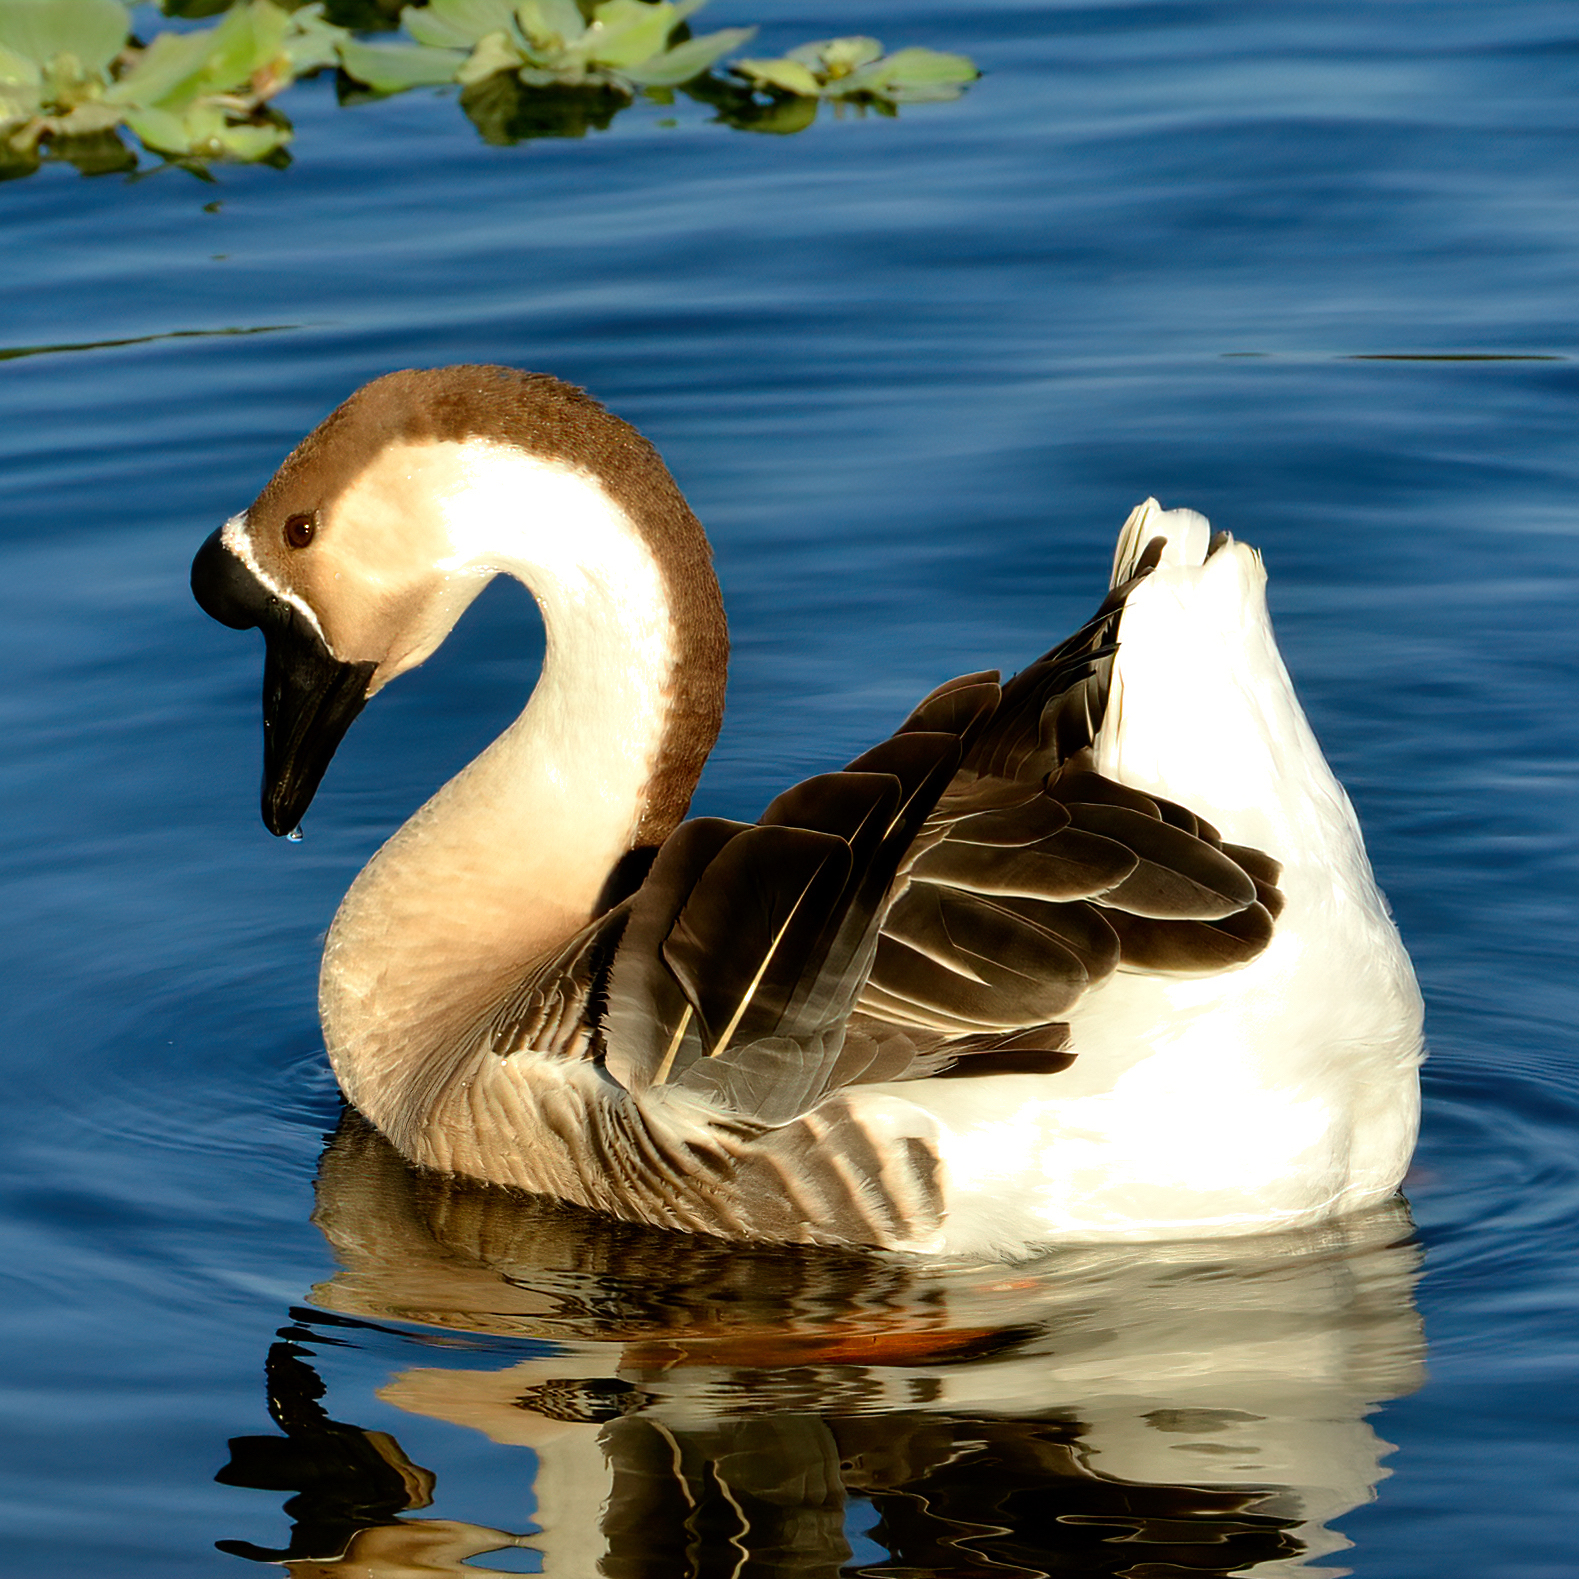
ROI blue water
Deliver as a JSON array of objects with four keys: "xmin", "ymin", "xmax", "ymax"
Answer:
[{"xmin": 3, "ymin": 1, "xmax": 1577, "ymax": 1572}]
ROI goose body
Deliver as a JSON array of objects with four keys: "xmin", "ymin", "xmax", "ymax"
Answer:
[{"xmin": 193, "ymin": 366, "xmax": 1423, "ymax": 1258}]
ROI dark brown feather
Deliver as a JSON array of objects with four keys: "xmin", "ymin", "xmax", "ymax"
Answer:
[
  {"xmin": 941, "ymin": 774, "xmax": 1046, "ymax": 813},
  {"xmin": 991, "ymin": 896, "xmax": 1123, "ymax": 981},
  {"xmin": 1051, "ymin": 768, "xmax": 1164, "ymax": 823},
  {"xmin": 1052, "ymin": 767, "xmax": 1223, "ymax": 842},
  {"xmin": 959, "ymin": 562, "xmax": 1147, "ymax": 783},
  {"xmin": 1221, "ymin": 840, "xmax": 1284, "ymax": 888},
  {"xmin": 601, "ymin": 817, "xmax": 746, "ymax": 1090},
  {"xmin": 910, "ymin": 825, "xmax": 1138, "ymax": 900},
  {"xmin": 924, "ymin": 1022, "xmax": 1077, "ymax": 1079},
  {"xmin": 1104, "ymin": 901, "xmax": 1277, "ymax": 974},
  {"xmin": 872, "ymin": 886, "xmax": 1092, "ymax": 1028},
  {"xmin": 1063, "ymin": 803, "xmax": 1259, "ymax": 918},
  {"xmin": 585, "ymin": 529, "xmax": 1283, "ymax": 1159},
  {"xmin": 897, "ymin": 672, "xmax": 1003, "ymax": 742},
  {"xmin": 1253, "ymin": 876, "xmax": 1286, "ymax": 921},
  {"xmin": 774, "ymin": 733, "xmax": 963, "ymax": 1036},
  {"xmin": 662, "ymin": 825, "xmax": 854, "ymax": 1054},
  {"xmin": 841, "ymin": 731, "xmax": 965, "ymax": 827},
  {"xmin": 625, "ymin": 731, "xmax": 966, "ymax": 1126},
  {"xmin": 930, "ymin": 797, "xmax": 1073, "ymax": 848},
  {"xmin": 934, "ymin": 1048, "xmax": 1078, "ymax": 1078},
  {"xmin": 758, "ymin": 772, "xmax": 899, "ymax": 847}
]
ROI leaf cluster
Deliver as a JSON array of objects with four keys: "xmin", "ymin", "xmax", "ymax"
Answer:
[
  {"xmin": 1, "ymin": 0, "xmax": 979, "ymax": 177},
  {"xmin": 338, "ymin": 0, "xmax": 753, "ymax": 96},
  {"xmin": 731, "ymin": 35, "xmax": 976, "ymax": 106},
  {"xmin": 0, "ymin": 0, "xmax": 346, "ymax": 177}
]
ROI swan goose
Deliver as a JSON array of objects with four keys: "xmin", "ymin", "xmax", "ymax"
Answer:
[{"xmin": 192, "ymin": 366, "xmax": 1423, "ymax": 1258}]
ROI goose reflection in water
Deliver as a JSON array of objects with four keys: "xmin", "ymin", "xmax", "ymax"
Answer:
[{"xmin": 218, "ymin": 1113, "xmax": 1425, "ymax": 1577}]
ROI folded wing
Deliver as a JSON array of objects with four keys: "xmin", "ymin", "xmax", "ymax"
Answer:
[{"xmin": 484, "ymin": 537, "xmax": 1282, "ymax": 1238}]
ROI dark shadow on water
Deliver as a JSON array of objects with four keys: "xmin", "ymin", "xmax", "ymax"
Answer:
[
  {"xmin": 0, "ymin": 325, "xmax": 297, "ymax": 363},
  {"xmin": 456, "ymin": 76, "xmax": 628, "ymax": 145},
  {"xmin": 217, "ymin": 1340, "xmax": 437, "ymax": 1566},
  {"xmin": 216, "ymin": 1112, "xmax": 1427, "ymax": 1576}
]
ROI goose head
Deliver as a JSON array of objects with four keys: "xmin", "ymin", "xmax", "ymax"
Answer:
[{"xmin": 192, "ymin": 366, "xmax": 729, "ymax": 840}]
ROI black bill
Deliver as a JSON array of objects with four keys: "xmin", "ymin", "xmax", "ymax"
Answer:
[{"xmin": 192, "ymin": 527, "xmax": 377, "ymax": 836}]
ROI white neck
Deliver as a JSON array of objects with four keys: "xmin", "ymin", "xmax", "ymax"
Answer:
[{"xmin": 318, "ymin": 444, "xmax": 680, "ymax": 1131}]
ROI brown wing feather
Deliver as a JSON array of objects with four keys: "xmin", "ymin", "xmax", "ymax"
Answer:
[
  {"xmin": 1062, "ymin": 804, "xmax": 1257, "ymax": 919},
  {"xmin": 910, "ymin": 825, "xmax": 1138, "ymax": 899},
  {"xmin": 488, "ymin": 904, "xmax": 629, "ymax": 1062},
  {"xmin": 490, "ymin": 535, "xmax": 1285, "ymax": 1248},
  {"xmin": 601, "ymin": 817, "xmax": 745, "ymax": 1090},
  {"xmin": 593, "ymin": 539, "xmax": 1281, "ymax": 1152},
  {"xmin": 662, "ymin": 823, "xmax": 856, "ymax": 1054},
  {"xmin": 859, "ymin": 546, "xmax": 1283, "ymax": 1053}
]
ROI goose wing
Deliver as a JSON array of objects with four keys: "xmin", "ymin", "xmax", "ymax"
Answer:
[
  {"xmin": 493, "ymin": 538, "xmax": 1282, "ymax": 1107},
  {"xmin": 478, "ymin": 541, "xmax": 1282, "ymax": 1248},
  {"xmin": 861, "ymin": 544, "xmax": 1283, "ymax": 1076},
  {"xmin": 471, "ymin": 733, "xmax": 966, "ymax": 1249},
  {"xmin": 598, "ymin": 730, "xmax": 965, "ymax": 1106},
  {"xmin": 592, "ymin": 542, "xmax": 1278, "ymax": 1103}
]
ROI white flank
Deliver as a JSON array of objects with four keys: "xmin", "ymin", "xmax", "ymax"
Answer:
[{"xmin": 878, "ymin": 501, "xmax": 1425, "ymax": 1256}]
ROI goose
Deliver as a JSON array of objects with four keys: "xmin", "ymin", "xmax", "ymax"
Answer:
[{"xmin": 191, "ymin": 365, "xmax": 1424, "ymax": 1258}]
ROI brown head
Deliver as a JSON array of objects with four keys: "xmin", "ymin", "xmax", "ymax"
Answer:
[{"xmin": 193, "ymin": 366, "xmax": 728, "ymax": 837}]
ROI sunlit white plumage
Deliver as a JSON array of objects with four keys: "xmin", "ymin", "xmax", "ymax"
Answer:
[
  {"xmin": 895, "ymin": 505, "xmax": 1422, "ymax": 1252},
  {"xmin": 192, "ymin": 366, "xmax": 1424, "ymax": 1258}
]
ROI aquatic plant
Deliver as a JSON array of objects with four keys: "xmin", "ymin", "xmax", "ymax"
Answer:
[
  {"xmin": 337, "ymin": 0, "xmax": 755, "ymax": 95},
  {"xmin": 698, "ymin": 34, "xmax": 978, "ymax": 135},
  {"xmin": 0, "ymin": 0, "xmax": 978, "ymax": 177},
  {"xmin": 0, "ymin": 0, "xmax": 345, "ymax": 176},
  {"xmin": 731, "ymin": 36, "xmax": 977, "ymax": 106}
]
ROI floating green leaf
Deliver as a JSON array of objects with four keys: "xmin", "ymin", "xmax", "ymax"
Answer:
[
  {"xmin": 456, "ymin": 27, "xmax": 521, "ymax": 84},
  {"xmin": 403, "ymin": 0, "xmax": 517, "ymax": 50},
  {"xmin": 620, "ymin": 25, "xmax": 753, "ymax": 87},
  {"xmin": 122, "ymin": 96, "xmax": 288, "ymax": 159},
  {"xmin": 1, "ymin": 0, "xmax": 979, "ymax": 177},
  {"xmin": 852, "ymin": 45, "xmax": 980, "ymax": 102},
  {"xmin": 283, "ymin": 7, "xmax": 349, "ymax": 74},
  {"xmin": 0, "ymin": 0, "xmax": 129, "ymax": 84},
  {"xmin": 727, "ymin": 53, "xmax": 815, "ymax": 97},
  {"xmin": 733, "ymin": 36, "xmax": 977, "ymax": 104},
  {"xmin": 338, "ymin": 0, "xmax": 757, "ymax": 99},
  {"xmin": 2, "ymin": 0, "xmax": 350, "ymax": 175},
  {"xmin": 105, "ymin": 25, "xmax": 233, "ymax": 109},
  {"xmin": 336, "ymin": 36, "xmax": 464, "ymax": 90},
  {"xmin": 795, "ymin": 35, "xmax": 880, "ymax": 77},
  {"xmin": 580, "ymin": 0, "xmax": 679, "ymax": 70},
  {"xmin": 514, "ymin": 0, "xmax": 584, "ymax": 51},
  {"xmin": 0, "ymin": 0, "xmax": 130, "ymax": 148},
  {"xmin": 103, "ymin": 1, "xmax": 345, "ymax": 155}
]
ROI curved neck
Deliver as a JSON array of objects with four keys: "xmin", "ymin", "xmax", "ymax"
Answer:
[{"xmin": 318, "ymin": 445, "xmax": 726, "ymax": 1126}]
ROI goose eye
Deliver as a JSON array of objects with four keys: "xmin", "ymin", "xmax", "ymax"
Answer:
[{"xmin": 284, "ymin": 512, "xmax": 318, "ymax": 550}]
